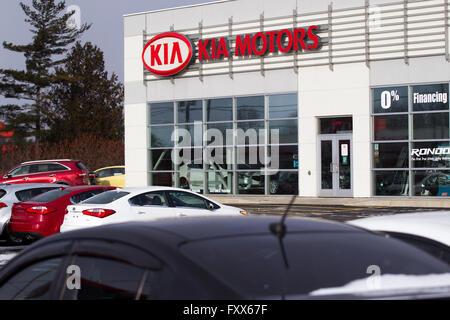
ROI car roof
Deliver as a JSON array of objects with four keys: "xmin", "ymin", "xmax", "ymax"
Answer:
[
  {"xmin": 20, "ymin": 159, "xmax": 78, "ymax": 164},
  {"xmin": 348, "ymin": 211, "xmax": 450, "ymax": 246},
  {"xmin": 94, "ymin": 165, "xmax": 124, "ymax": 171},
  {"xmin": 0, "ymin": 183, "xmax": 65, "ymax": 192},
  {"xmin": 35, "ymin": 215, "xmax": 365, "ymax": 249}
]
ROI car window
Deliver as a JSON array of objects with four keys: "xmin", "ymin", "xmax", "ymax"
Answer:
[
  {"xmin": 76, "ymin": 162, "xmax": 88, "ymax": 172},
  {"xmin": 387, "ymin": 232, "xmax": 450, "ymax": 265},
  {"xmin": 62, "ymin": 256, "xmax": 147, "ymax": 300},
  {"xmin": 15, "ymin": 187, "xmax": 59, "ymax": 202},
  {"xmin": 0, "ymin": 257, "xmax": 63, "ymax": 300},
  {"xmin": 9, "ymin": 165, "xmax": 32, "ymax": 177},
  {"xmin": 168, "ymin": 191, "xmax": 207, "ymax": 209},
  {"xmin": 82, "ymin": 190, "xmax": 129, "ymax": 204},
  {"xmin": 180, "ymin": 232, "xmax": 450, "ymax": 299},
  {"xmin": 113, "ymin": 168, "xmax": 125, "ymax": 176},
  {"xmin": 129, "ymin": 191, "xmax": 168, "ymax": 207},
  {"xmin": 96, "ymin": 169, "xmax": 114, "ymax": 178},
  {"xmin": 0, "ymin": 189, "xmax": 6, "ymax": 200},
  {"xmin": 70, "ymin": 189, "xmax": 111, "ymax": 204},
  {"xmin": 30, "ymin": 189, "xmax": 70, "ymax": 202}
]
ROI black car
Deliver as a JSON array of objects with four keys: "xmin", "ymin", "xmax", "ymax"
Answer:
[{"xmin": 1, "ymin": 216, "xmax": 450, "ymax": 300}]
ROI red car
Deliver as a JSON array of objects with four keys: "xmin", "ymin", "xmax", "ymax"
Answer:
[
  {"xmin": 0, "ymin": 159, "xmax": 90, "ymax": 186},
  {"xmin": 8, "ymin": 185, "xmax": 116, "ymax": 242}
]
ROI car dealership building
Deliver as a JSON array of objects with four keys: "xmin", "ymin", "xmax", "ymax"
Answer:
[{"xmin": 124, "ymin": 0, "xmax": 450, "ymax": 198}]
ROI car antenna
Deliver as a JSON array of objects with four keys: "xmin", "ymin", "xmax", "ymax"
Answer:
[{"xmin": 269, "ymin": 194, "xmax": 296, "ymax": 240}]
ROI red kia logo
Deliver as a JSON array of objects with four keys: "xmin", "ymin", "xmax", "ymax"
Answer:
[{"xmin": 142, "ymin": 32, "xmax": 194, "ymax": 77}]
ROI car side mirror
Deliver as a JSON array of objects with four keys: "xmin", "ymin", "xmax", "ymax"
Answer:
[
  {"xmin": 207, "ymin": 202, "xmax": 216, "ymax": 211},
  {"xmin": 3, "ymin": 174, "xmax": 10, "ymax": 179}
]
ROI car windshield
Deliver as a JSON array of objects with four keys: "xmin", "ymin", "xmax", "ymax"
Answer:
[
  {"xmin": 82, "ymin": 190, "xmax": 129, "ymax": 204},
  {"xmin": 0, "ymin": 189, "xmax": 6, "ymax": 200},
  {"xmin": 29, "ymin": 189, "xmax": 71, "ymax": 202},
  {"xmin": 180, "ymin": 232, "xmax": 450, "ymax": 299}
]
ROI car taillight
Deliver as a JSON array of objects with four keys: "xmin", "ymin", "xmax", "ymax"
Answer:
[
  {"xmin": 0, "ymin": 203, "xmax": 7, "ymax": 209},
  {"xmin": 82, "ymin": 208, "xmax": 115, "ymax": 218},
  {"xmin": 26, "ymin": 206, "xmax": 56, "ymax": 215}
]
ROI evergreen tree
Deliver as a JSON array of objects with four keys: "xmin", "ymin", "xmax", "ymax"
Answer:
[
  {"xmin": 47, "ymin": 42, "xmax": 124, "ymax": 141},
  {"xmin": 0, "ymin": 0, "xmax": 90, "ymax": 143}
]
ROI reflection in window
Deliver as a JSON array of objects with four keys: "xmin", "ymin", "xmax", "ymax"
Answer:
[
  {"xmin": 413, "ymin": 113, "xmax": 449, "ymax": 140},
  {"xmin": 236, "ymin": 122, "xmax": 264, "ymax": 146},
  {"xmin": 150, "ymin": 126, "xmax": 174, "ymax": 148},
  {"xmin": 207, "ymin": 171, "xmax": 233, "ymax": 194},
  {"xmin": 268, "ymin": 171, "xmax": 298, "ymax": 195},
  {"xmin": 236, "ymin": 96, "xmax": 264, "ymax": 120},
  {"xmin": 269, "ymin": 120, "xmax": 298, "ymax": 144},
  {"xmin": 373, "ymin": 143, "xmax": 409, "ymax": 168},
  {"xmin": 207, "ymin": 123, "xmax": 233, "ymax": 146},
  {"xmin": 150, "ymin": 172, "xmax": 174, "ymax": 187},
  {"xmin": 413, "ymin": 170, "xmax": 450, "ymax": 197},
  {"xmin": 268, "ymin": 146, "xmax": 298, "ymax": 170},
  {"xmin": 374, "ymin": 170, "xmax": 409, "ymax": 196},
  {"xmin": 320, "ymin": 117, "xmax": 353, "ymax": 134},
  {"xmin": 373, "ymin": 115, "xmax": 408, "ymax": 141},
  {"xmin": 238, "ymin": 172, "xmax": 264, "ymax": 194},
  {"xmin": 269, "ymin": 94, "xmax": 297, "ymax": 119},
  {"xmin": 207, "ymin": 98, "xmax": 233, "ymax": 122},
  {"xmin": 0, "ymin": 258, "xmax": 62, "ymax": 300},
  {"xmin": 150, "ymin": 102, "xmax": 174, "ymax": 125},
  {"xmin": 178, "ymin": 100, "xmax": 203, "ymax": 123},
  {"xmin": 149, "ymin": 149, "xmax": 173, "ymax": 171}
]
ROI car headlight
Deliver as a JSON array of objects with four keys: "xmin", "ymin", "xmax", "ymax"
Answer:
[{"xmin": 240, "ymin": 210, "xmax": 248, "ymax": 216}]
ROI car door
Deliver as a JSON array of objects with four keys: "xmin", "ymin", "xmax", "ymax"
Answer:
[
  {"xmin": 108, "ymin": 167, "xmax": 125, "ymax": 188},
  {"xmin": 166, "ymin": 190, "xmax": 214, "ymax": 217},
  {"xmin": 128, "ymin": 191, "xmax": 179, "ymax": 220}
]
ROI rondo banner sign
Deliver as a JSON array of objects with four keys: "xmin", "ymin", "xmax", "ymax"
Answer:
[{"xmin": 142, "ymin": 26, "xmax": 322, "ymax": 77}]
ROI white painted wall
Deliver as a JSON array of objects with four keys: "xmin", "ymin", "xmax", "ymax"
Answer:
[{"xmin": 299, "ymin": 63, "xmax": 371, "ymax": 197}]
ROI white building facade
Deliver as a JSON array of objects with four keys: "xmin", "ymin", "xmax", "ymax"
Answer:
[{"xmin": 124, "ymin": 0, "xmax": 450, "ymax": 198}]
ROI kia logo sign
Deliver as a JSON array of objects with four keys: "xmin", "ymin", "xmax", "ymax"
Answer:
[{"xmin": 142, "ymin": 32, "xmax": 194, "ymax": 77}]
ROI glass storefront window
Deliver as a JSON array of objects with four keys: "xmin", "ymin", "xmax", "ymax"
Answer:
[
  {"xmin": 269, "ymin": 94, "xmax": 298, "ymax": 119},
  {"xmin": 412, "ymin": 84, "xmax": 449, "ymax": 112},
  {"xmin": 237, "ymin": 171, "xmax": 264, "ymax": 194},
  {"xmin": 150, "ymin": 126, "xmax": 174, "ymax": 148},
  {"xmin": 207, "ymin": 171, "xmax": 233, "ymax": 194},
  {"xmin": 268, "ymin": 171, "xmax": 298, "ymax": 195},
  {"xmin": 206, "ymin": 122, "xmax": 233, "ymax": 146},
  {"xmin": 413, "ymin": 113, "xmax": 449, "ymax": 140},
  {"xmin": 178, "ymin": 100, "xmax": 203, "ymax": 123},
  {"xmin": 268, "ymin": 146, "xmax": 298, "ymax": 170},
  {"xmin": 373, "ymin": 115, "xmax": 408, "ymax": 141},
  {"xmin": 236, "ymin": 96, "xmax": 264, "ymax": 120},
  {"xmin": 411, "ymin": 142, "xmax": 450, "ymax": 169},
  {"xmin": 149, "ymin": 149, "xmax": 173, "ymax": 171},
  {"xmin": 413, "ymin": 170, "xmax": 450, "ymax": 197},
  {"xmin": 150, "ymin": 172, "xmax": 175, "ymax": 187},
  {"xmin": 320, "ymin": 117, "xmax": 353, "ymax": 134},
  {"xmin": 207, "ymin": 98, "xmax": 233, "ymax": 122},
  {"xmin": 269, "ymin": 120, "xmax": 298, "ymax": 144},
  {"xmin": 373, "ymin": 86, "xmax": 408, "ymax": 113},
  {"xmin": 373, "ymin": 143, "xmax": 409, "ymax": 169},
  {"xmin": 374, "ymin": 170, "xmax": 409, "ymax": 196},
  {"xmin": 236, "ymin": 121, "xmax": 265, "ymax": 145},
  {"xmin": 148, "ymin": 93, "xmax": 299, "ymax": 195},
  {"xmin": 149, "ymin": 102, "xmax": 174, "ymax": 125}
]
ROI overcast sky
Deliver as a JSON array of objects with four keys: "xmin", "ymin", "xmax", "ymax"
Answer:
[{"xmin": 0, "ymin": 0, "xmax": 216, "ymax": 86}]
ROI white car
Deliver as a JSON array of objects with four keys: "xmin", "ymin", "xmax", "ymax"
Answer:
[
  {"xmin": 0, "ymin": 183, "xmax": 65, "ymax": 238},
  {"xmin": 348, "ymin": 211, "xmax": 450, "ymax": 264},
  {"xmin": 61, "ymin": 186, "xmax": 248, "ymax": 232}
]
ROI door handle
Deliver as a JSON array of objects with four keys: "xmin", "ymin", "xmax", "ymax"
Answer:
[
  {"xmin": 22, "ymin": 177, "xmax": 29, "ymax": 181},
  {"xmin": 49, "ymin": 174, "xmax": 56, "ymax": 177},
  {"xmin": 178, "ymin": 213, "xmax": 187, "ymax": 217}
]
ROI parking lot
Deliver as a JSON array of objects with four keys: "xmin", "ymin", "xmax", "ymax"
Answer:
[{"xmin": 1, "ymin": 203, "xmax": 446, "ymax": 269}]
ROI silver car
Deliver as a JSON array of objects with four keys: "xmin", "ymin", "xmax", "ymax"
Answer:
[{"xmin": 0, "ymin": 183, "xmax": 64, "ymax": 238}]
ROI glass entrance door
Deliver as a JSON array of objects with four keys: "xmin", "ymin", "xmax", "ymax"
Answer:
[{"xmin": 319, "ymin": 135, "xmax": 353, "ymax": 197}]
